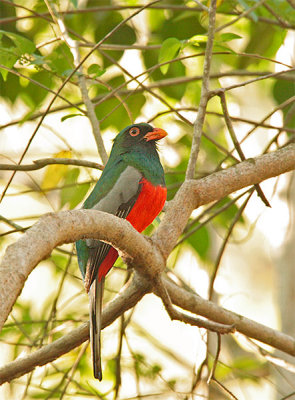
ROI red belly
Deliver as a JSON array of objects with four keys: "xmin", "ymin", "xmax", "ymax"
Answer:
[
  {"xmin": 97, "ymin": 178, "xmax": 166, "ymax": 281},
  {"xmin": 126, "ymin": 178, "xmax": 167, "ymax": 233}
]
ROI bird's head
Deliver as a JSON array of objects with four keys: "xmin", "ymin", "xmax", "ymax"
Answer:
[{"xmin": 114, "ymin": 123, "xmax": 167, "ymax": 150}]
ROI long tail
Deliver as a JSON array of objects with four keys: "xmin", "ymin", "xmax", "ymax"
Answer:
[{"xmin": 89, "ymin": 276, "xmax": 105, "ymax": 380}]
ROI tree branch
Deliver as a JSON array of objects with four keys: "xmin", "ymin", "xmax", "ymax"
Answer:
[
  {"xmin": 154, "ymin": 143, "xmax": 295, "ymax": 258},
  {"xmin": 44, "ymin": 0, "xmax": 108, "ymax": 164},
  {"xmin": 186, "ymin": 0, "xmax": 217, "ymax": 179},
  {"xmin": 1, "ymin": 144, "xmax": 294, "ymax": 330},
  {"xmin": 0, "ymin": 144, "xmax": 294, "ymax": 384},
  {"xmin": 219, "ymin": 91, "xmax": 270, "ymax": 207},
  {"xmin": 0, "ymin": 158, "xmax": 104, "ymax": 172},
  {"xmin": 0, "ymin": 273, "xmax": 149, "ymax": 384},
  {"xmin": 2, "ymin": 271, "xmax": 295, "ymax": 384}
]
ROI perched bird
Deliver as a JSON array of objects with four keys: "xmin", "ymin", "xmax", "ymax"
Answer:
[{"xmin": 76, "ymin": 123, "xmax": 167, "ymax": 380}]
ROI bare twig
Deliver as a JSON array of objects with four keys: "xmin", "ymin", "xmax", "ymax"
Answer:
[
  {"xmin": 210, "ymin": 67, "xmax": 295, "ymax": 97},
  {"xmin": 208, "ymin": 190, "xmax": 254, "ymax": 300},
  {"xmin": 0, "ymin": 158, "xmax": 104, "ymax": 172},
  {"xmin": 2, "ymin": 2, "xmax": 295, "ymax": 30},
  {"xmin": 0, "ymin": 0, "xmax": 160, "ymax": 202},
  {"xmin": 44, "ymin": 0, "xmax": 108, "ymax": 163},
  {"xmin": 219, "ymin": 92, "xmax": 270, "ymax": 207},
  {"xmin": 215, "ymin": 0, "xmax": 267, "ymax": 33},
  {"xmin": 0, "ymin": 64, "xmax": 85, "ymax": 113},
  {"xmin": 242, "ymin": 334, "xmax": 295, "ymax": 374},
  {"xmin": 186, "ymin": 0, "xmax": 217, "ymax": 179},
  {"xmin": 211, "ymin": 377, "xmax": 239, "ymax": 400},
  {"xmin": 153, "ymin": 276, "xmax": 235, "ymax": 334},
  {"xmin": 207, "ymin": 334, "xmax": 221, "ymax": 384}
]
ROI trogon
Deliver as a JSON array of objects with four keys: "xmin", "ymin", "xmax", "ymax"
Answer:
[{"xmin": 76, "ymin": 123, "xmax": 167, "ymax": 380}]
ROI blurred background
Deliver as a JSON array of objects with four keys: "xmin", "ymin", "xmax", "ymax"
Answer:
[{"xmin": 0, "ymin": 0, "xmax": 295, "ymax": 399}]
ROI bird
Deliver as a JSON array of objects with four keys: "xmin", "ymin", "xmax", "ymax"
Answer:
[{"xmin": 76, "ymin": 123, "xmax": 167, "ymax": 380}]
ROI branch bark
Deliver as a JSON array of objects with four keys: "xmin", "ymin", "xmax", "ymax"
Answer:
[
  {"xmin": 0, "ymin": 273, "xmax": 149, "ymax": 384},
  {"xmin": 1, "ymin": 144, "xmax": 294, "ymax": 330},
  {"xmin": 0, "ymin": 143, "xmax": 294, "ymax": 383},
  {"xmin": 186, "ymin": 0, "xmax": 217, "ymax": 179}
]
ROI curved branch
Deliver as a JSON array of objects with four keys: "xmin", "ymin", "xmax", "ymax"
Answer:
[
  {"xmin": 154, "ymin": 143, "xmax": 295, "ymax": 258},
  {"xmin": 2, "ymin": 272, "xmax": 295, "ymax": 384},
  {"xmin": 0, "ymin": 144, "xmax": 294, "ymax": 384},
  {"xmin": 164, "ymin": 278, "xmax": 295, "ymax": 357},
  {"xmin": 0, "ymin": 211, "xmax": 164, "ymax": 331},
  {"xmin": 0, "ymin": 273, "xmax": 149, "ymax": 384},
  {"xmin": 1, "ymin": 144, "xmax": 294, "ymax": 330}
]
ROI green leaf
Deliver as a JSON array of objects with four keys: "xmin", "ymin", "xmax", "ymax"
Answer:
[
  {"xmin": 219, "ymin": 33, "xmax": 242, "ymax": 42},
  {"xmin": 159, "ymin": 37, "xmax": 181, "ymax": 74},
  {"xmin": 60, "ymin": 168, "xmax": 90, "ymax": 209},
  {"xmin": 61, "ymin": 113, "xmax": 85, "ymax": 122},
  {"xmin": 187, "ymin": 34, "xmax": 208, "ymax": 46},
  {"xmin": 187, "ymin": 225, "xmax": 210, "ymax": 260},
  {"xmin": 87, "ymin": 63, "xmax": 106, "ymax": 78},
  {"xmin": 213, "ymin": 43, "xmax": 236, "ymax": 54},
  {"xmin": 70, "ymin": 0, "xmax": 78, "ymax": 8},
  {"xmin": 30, "ymin": 53, "xmax": 46, "ymax": 66},
  {"xmin": 45, "ymin": 43, "xmax": 74, "ymax": 75},
  {"xmin": 0, "ymin": 30, "xmax": 36, "ymax": 55},
  {"xmin": 0, "ymin": 47, "xmax": 18, "ymax": 80},
  {"xmin": 273, "ymin": 80, "xmax": 295, "ymax": 129}
]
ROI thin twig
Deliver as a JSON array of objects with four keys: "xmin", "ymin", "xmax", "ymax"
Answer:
[
  {"xmin": 0, "ymin": 65, "xmax": 85, "ymax": 113},
  {"xmin": 153, "ymin": 276, "xmax": 235, "ymax": 334},
  {"xmin": 211, "ymin": 377, "xmax": 239, "ymax": 400},
  {"xmin": 210, "ymin": 67, "xmax": 295, "ymax": 97},
  {"xmin": 208, "ymin": 191, "xmax": 254, "ymax": 300},
  {"xmin": 186, "ymin": 0, "xmax": 217, "ymax": 179},
  {"xmin": 219, "ymin": 92, "xmax": 270, "ymax": 207},
  {"xmin": 215, "ymin": 0, "xmax": 267, "ymax": 33},
  {"xmin": 0, "ymin": 0, "xmax": 160, "ymax": 202},
  {"xmin": 207, "ymin": 334, "xmax": 221, "ymax": 384},
  {"xmin": 44, "ymin": 0, "xmax": 108, "ymax": 163},
  {"xmin": 1, "ymin": 67, "xmax": 294, "ymax": 133},
  {"xmin": 0, "ymin": 158, "xmax": 104, "ymax": 172},
  {"xmin": 2, "ymin": 2, "xmax": 295, "ymax": 30}
]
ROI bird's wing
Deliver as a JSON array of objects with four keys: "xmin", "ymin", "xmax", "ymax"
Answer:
[{"xmin": 83, "ymin": 166, "xmax": 143, "ymax": 289}]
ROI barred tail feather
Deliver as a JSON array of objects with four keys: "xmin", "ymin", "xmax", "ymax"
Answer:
[{"xmin": 89, "ymin": 277, "xmax": 105, "ymax": 380}]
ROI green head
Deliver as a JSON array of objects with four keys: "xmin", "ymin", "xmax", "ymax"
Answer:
[{"xmin": 111, "ymin": 123, "xmax": 167, "ymax": 154}]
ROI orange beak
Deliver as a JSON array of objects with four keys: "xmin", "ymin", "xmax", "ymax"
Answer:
[{"xmin": 144, "ymin": 127, "xmax": 168, "ymax": 142}]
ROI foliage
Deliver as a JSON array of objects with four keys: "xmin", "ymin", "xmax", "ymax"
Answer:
[{"xmin": 0, "ymin": 0, "xmax": 294, "ymax": 399}]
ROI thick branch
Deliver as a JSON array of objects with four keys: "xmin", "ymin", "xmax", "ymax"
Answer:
[
  {"xmin": 154, "ymin": 143, "xmax": 295, "ymax": 258},
  {"xmin": 0, "ymin": 273, "xmax": 149, "ymax": 384},
  {"xmin": 2, "ymin": 273, "xmax": 295, "ymax": 384},
  {"xmin": 164, "ymin": 278, "xmax": 295, "ymax": 357},
  {"xmin": 1, "ymin": 144, "xmax": 294, "ymax": 331},
  {"xmin": 0, "ymin": 211, "xmax": 164, "ymax": 330}
]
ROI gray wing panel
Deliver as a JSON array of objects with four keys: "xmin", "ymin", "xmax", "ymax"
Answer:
[
  {"xmin": 92, "ymin": 166, "xmax": 142, "ymax": 214},
  {"xmin": 84, "ymin": 166, "xmax": 143, "ymax": 288}
]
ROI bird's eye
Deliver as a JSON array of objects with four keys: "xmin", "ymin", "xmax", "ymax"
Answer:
[{"xmin": 129, "ymin": 127, "xmax": 140, "ymax": 136}]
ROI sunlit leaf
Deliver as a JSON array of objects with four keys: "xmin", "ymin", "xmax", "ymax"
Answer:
[
  {"xmin": 87, "ymin": 63, "xmax": 106, "ymax": 78},
  {"xmin": 0, "ymin": 48, "xmax": 18, "ymax": 80},
  {"xmin": 70, "ymin": 0, "xmax": 78, "ymax": 7},
  {"xmin": 159, "ymin": 38, "xmax": 181, "ymax": 74},
  {"xmin": 186, "ymin": 225, "xmax": 210, "ymax": 260},
  {"xmin": 41, "ymin": 151, "xmax": 72, "ymax": 190},
  {"xmin": 60, "ymin": 168, "xmax": 90, "ymax": 209},
  {"xmin": 218, "ymin": 32, "xmax": 242, "ymax": 42},
  {"xmin": 0, "ymin": 30, "xmax": 36, "ymax": 55},
  {"xmin": 61, "ymin": 113, "xmax": 85, "ymax": 122}
]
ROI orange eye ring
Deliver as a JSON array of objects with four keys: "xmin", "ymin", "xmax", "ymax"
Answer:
[{"xmin": 129, "ymin": 127, "xmax": 140, "ymax": 136}]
